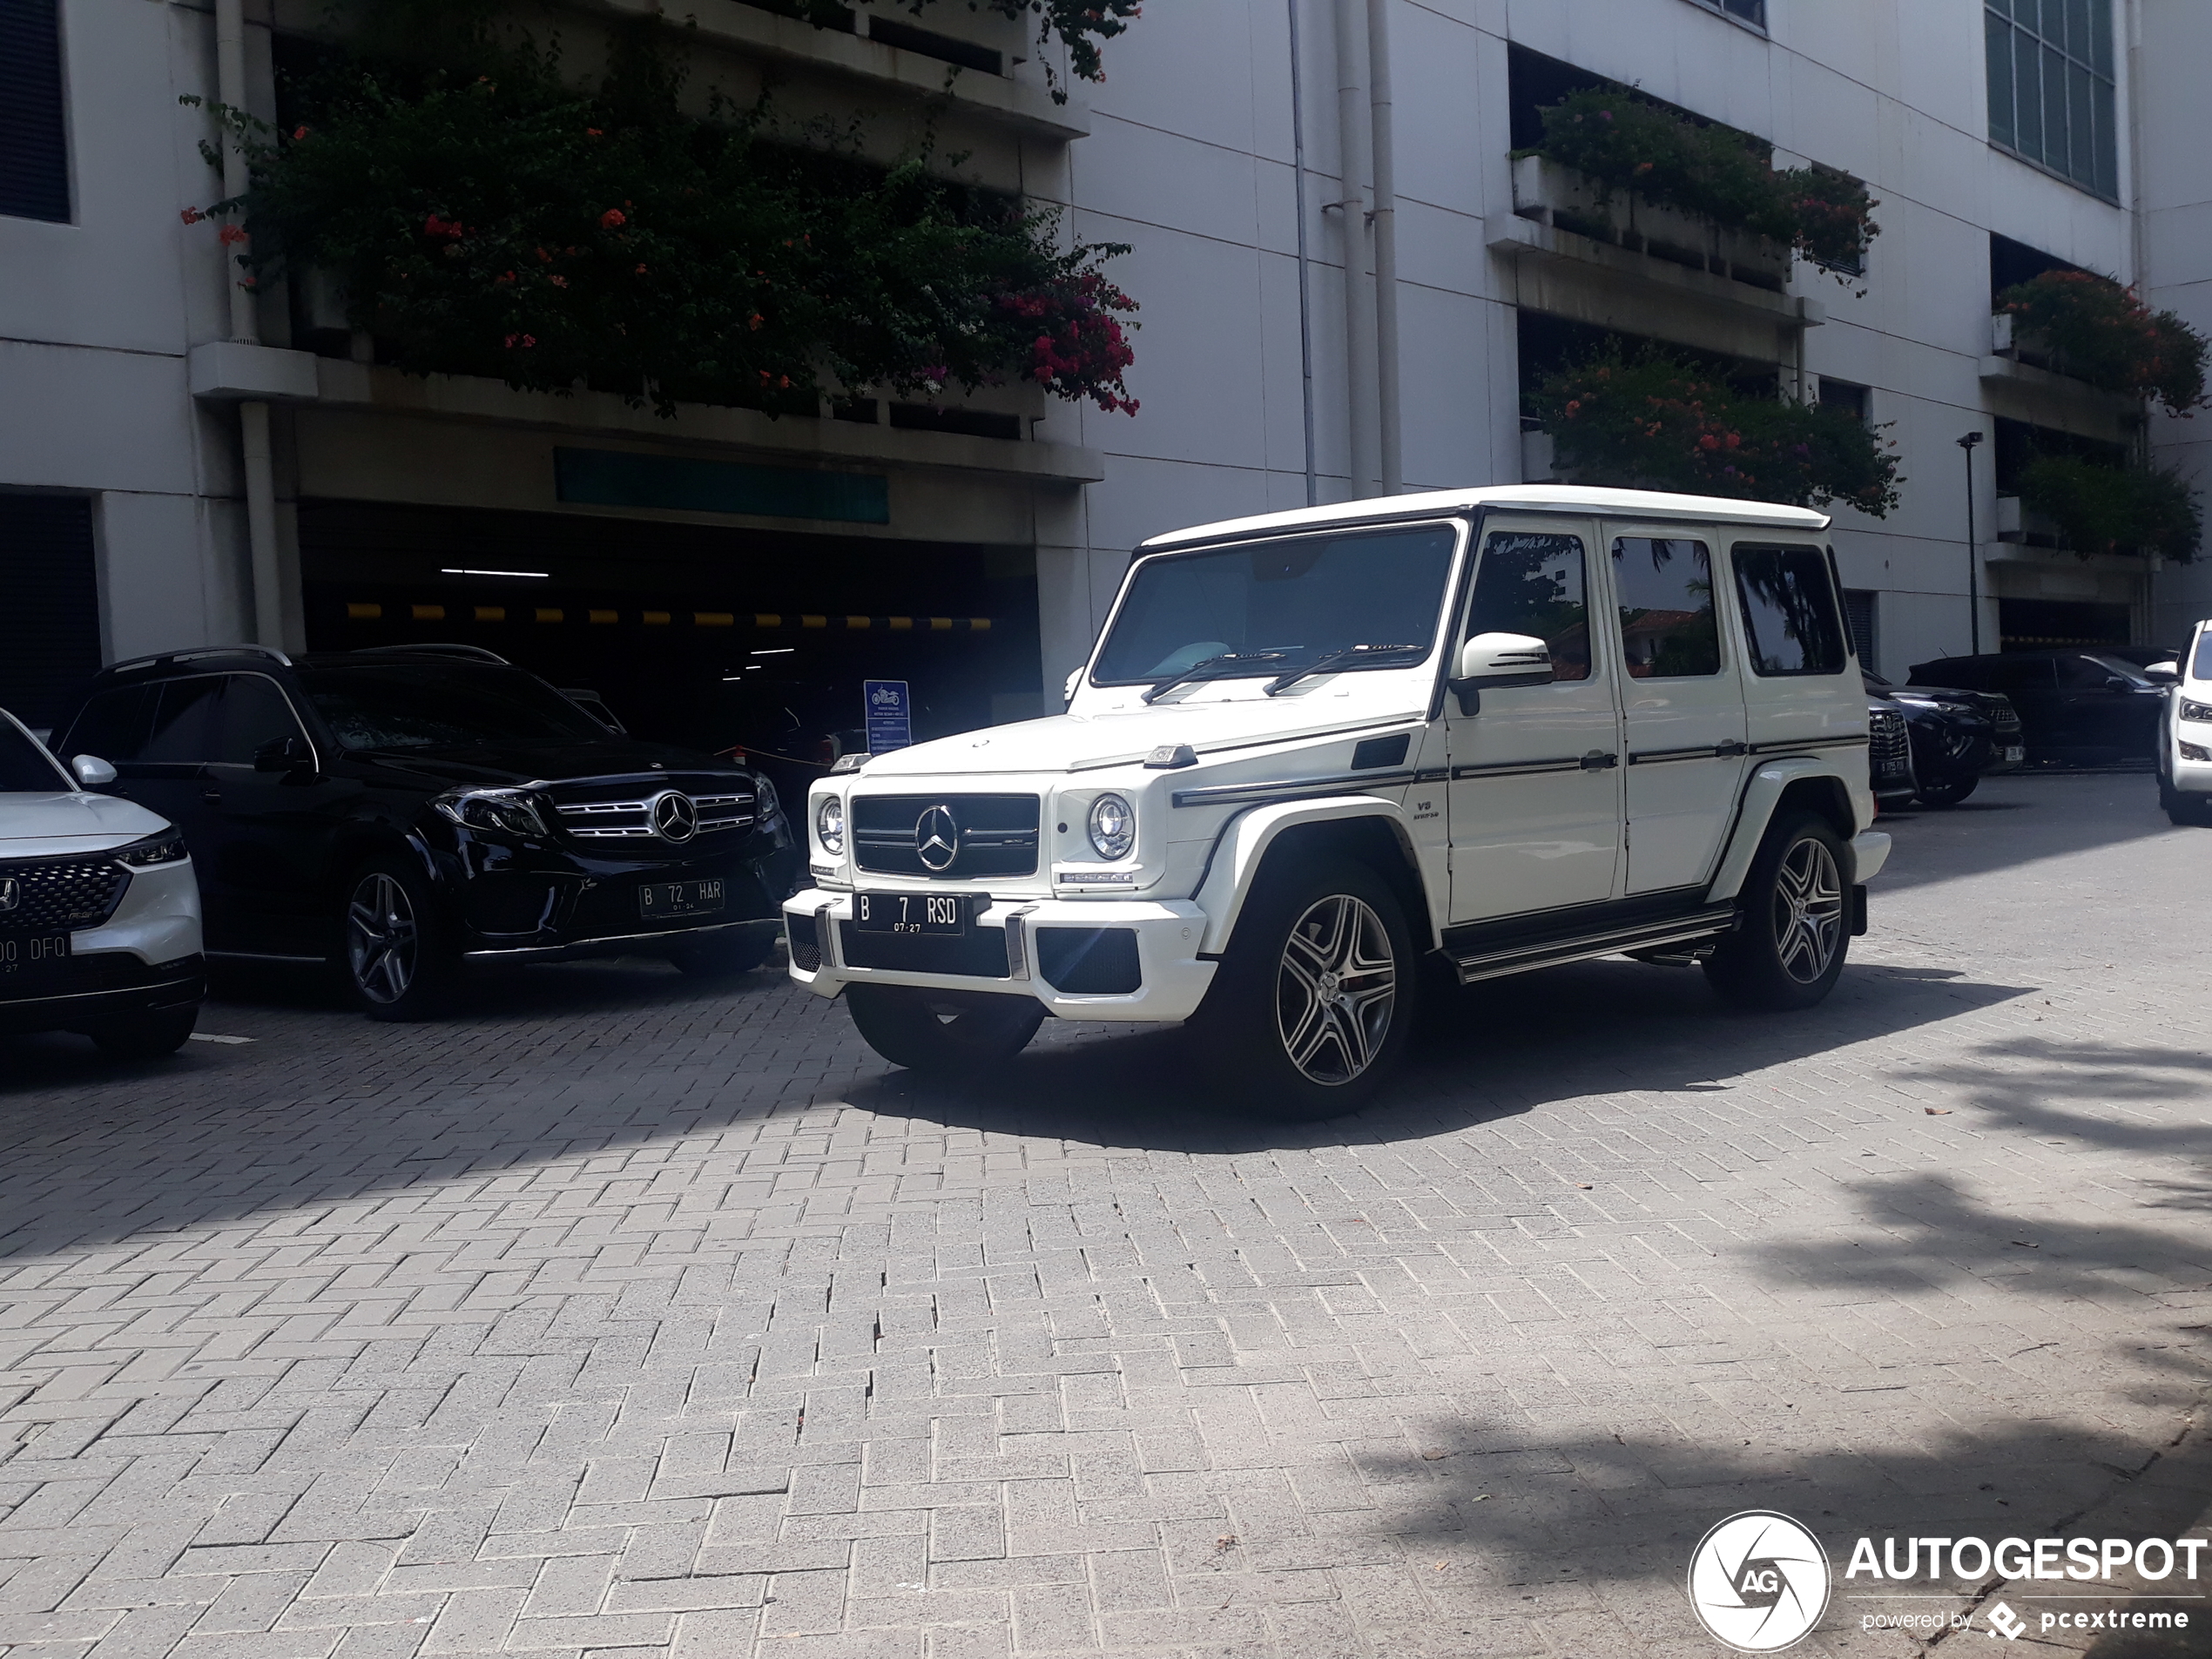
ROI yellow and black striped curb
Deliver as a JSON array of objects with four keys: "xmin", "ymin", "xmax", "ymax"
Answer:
[{"xmin": 345, "ymin": 604, "xmax": 992, "ymax": 631}]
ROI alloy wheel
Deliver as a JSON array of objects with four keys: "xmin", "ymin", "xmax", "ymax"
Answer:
[
  {"xmin": 1770, "ymin": 837, "xmax": 1844, "ymax": 984},
  {"xmin": 1274, "ymin": 894, "xmax": 1398, "ymax": 1085},
  {"xmin": 348, "ymin": 873, "xmax": 418, "ymax": 1004}
]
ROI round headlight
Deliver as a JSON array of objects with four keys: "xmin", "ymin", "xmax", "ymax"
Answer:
[
  {"xmin": 1088, "ymin": 792, "xmax": 1136, "ymax": 860},
  {"xmin": 815, "ymin": 794, "xmax": 846, "ymax": 856}
]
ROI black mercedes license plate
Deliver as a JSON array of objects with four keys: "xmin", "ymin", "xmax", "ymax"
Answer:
[
  {"xmin": 854, "ymin": 892, "xmax": 969, "ymax": 935},
  {"xmin": 0, "ymin": 933, "xmax": 71, "ymax": 979},
  {"xmin": 639, "ymin": 879, "xmax": 725, "ymax": 919}
]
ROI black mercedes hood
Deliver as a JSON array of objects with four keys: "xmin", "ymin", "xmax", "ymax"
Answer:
[{"xmin": 350, "ymin": 737, "xmax": 750, "ymax": 790}]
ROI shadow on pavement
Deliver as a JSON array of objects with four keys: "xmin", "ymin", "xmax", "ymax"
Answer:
[{"xmin": 1877, "ymin": 773, "xmax": 2180, "ymax": 894}]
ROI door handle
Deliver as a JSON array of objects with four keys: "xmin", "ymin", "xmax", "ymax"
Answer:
[
  {"xmin": 1714, "ymin": 739, "xmax": 1748, "ymax": 757},
  {"xmin": 1579, "ymin": 750, "xmax": 1618, "ymax": 771},
  {"xmin": 200, "ymin": 786, "xmax": 222, "ymax": 806}
]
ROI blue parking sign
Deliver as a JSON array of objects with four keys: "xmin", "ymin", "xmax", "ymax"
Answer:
[{"xmin": 864, "ymin": 679, "xmax": 912, "ymax": 752}]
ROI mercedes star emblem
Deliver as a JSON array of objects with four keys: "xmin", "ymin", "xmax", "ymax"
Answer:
[
  {"xmin": 650, "ymin": 791, "xmax": 699, "ymax": 843},
  {"xmin": 914, "ymin": 804, "xmax": 960, "ymax": 872}
]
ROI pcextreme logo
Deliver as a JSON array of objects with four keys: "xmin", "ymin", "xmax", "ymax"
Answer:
[{"xmin": 1686, "ymin": 1511, "xmax": 1831, "ymax": 1652}]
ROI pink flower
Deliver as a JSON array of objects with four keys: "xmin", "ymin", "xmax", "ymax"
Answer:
[{"xmin": 179, "ymin": 207, "xmax": 203, "ymax": 226}]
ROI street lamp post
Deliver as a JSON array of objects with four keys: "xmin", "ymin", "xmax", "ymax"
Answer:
[{"xmin": 1959, "ymin": 430, "xmax": 1986, "ymax": 655}]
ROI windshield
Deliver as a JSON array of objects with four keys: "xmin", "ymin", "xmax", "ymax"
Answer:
[
  {"xmin": 2083, "ymin": 653, "xmax": 2152, "ymax": 687},
  {"xmin": 0, "ymin": 717, "xmax": 71, "ymax": 792},
  {"xmin": 297, "ymin": 664, "xmax": 611, "ymax": 751},
  {"xmin": 1091, "ymin": 524, "xmax": 1459, "ymax": 687}
]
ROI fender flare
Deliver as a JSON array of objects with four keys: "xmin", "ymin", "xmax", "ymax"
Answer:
[
  {"xmin": 1705, "ymin": 758, "xmax": 1855, "ymax": 902},
  {"xmin": 1190, "ymin": 797, "xmax": 1430, "ymax": 955}
]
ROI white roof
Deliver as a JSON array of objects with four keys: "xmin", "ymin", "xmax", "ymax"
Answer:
[{"xmin": 1139, "ymin": 484, "xmax": 1832, "ymax": 550}]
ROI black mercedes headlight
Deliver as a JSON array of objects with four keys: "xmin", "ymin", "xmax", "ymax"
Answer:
[
  {"xmin": 114, "ymin": 829, "xmax": 188, "ymax": 868},
  {"xmin": 433, "ymin": 787, "xmax": 549, "ymax": 839}
]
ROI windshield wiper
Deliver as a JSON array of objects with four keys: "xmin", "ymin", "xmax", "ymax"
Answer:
[
  {"xmin": 1141, "ymin": 651, "xmax": 1291, "ymax": 705},
  {"xmin": 1264, "ymin": 643, "xmax": 1428, "ymax": 696}
]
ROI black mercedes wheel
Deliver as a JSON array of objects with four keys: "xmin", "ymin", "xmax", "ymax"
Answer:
[
  {"xmin": 1912, "ymin": 775, "xmax": 1978, "ymax": 809},
  {"xmin": 345, "ymin": 858, "xmax": 455, "ymax": 1021},
  {"xmin": 1705, "ymin": 811, "xmax": 1851, "ymax": 1012}
]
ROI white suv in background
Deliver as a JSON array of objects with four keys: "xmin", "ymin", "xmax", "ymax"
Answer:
[
  {"xmin": 0, "ymin": 710, "xmax": 206, "ymax": 1057},
  {"xmin": 2158, "ymin": 618, "xmax": 2212, "ymax": 826},
  {"xmin": 786, "ymin": 486, "xmax": 1891, "ymax": 1118}
]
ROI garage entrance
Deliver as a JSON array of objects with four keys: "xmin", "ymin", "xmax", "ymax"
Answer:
[{"xmin": 298, "ymin": 502, "xmax": 1042, "ymax": 776}]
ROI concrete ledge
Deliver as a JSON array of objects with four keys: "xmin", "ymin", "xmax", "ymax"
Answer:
[
  {"xmin": 313, "ymin": 359, "xmax": 1106, "ymax": 483},
  {"xmin": 583, "ymin": 0, "xmax": 1089, "ymax": 141},
  {"xmin": 188, "ymin": 341, "xmax": 323, "ymax": 403},
  {"xmin": 1487, "ymin": 215, "xmax": 1824, "ymax": 330},
  {"xmin": 1979, "ymin": 354, "xmax": 2141, "ymax": 435}
]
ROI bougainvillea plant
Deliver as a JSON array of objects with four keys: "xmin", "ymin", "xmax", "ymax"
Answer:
[
  {"xmin": 186, "ymin": 28, "xmax": 1137, "ymax": 417},
  {"xmin": 1521, "ymin": 86, "xmax": 1879, "ymax": 273},
  {"xmin": 1999, "ymin": 269, "xmax": 2208, "ymax": 415},
  {"xmin": 775, "ymin": 0, "xmax": 1142, "ymax": 102},
  {"xmin": 2019, "ymin": 454, "xmax": 2202, "ymax": 562},
  {"xmin": 1527, "ymin": 351, "xmax": 1902, "ymax": 517}
]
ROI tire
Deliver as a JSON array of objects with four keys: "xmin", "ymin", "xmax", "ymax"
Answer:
[
  {"xmin": 344, "ymin": 856, "xmax": 457, "ymax": 1022},
  {"xmin": 2166, "ymin": 792, "xmax": 2212, "ymax": 827},
  {"xmin": 668, "ymin": 929, "xmax": 779, "ymax": 978},
  {"xmin": 1912, "ymin": 775, "xmax": 1978, "ymax": 809},
  {"xmin": 846, "ymin": 984, "xmax": 1045, "ymax": 1078},
  {"xmin": 1190, "ymin": 854, "xmax": 1415, "ymax": 1122},
  {"xmin": 87, "ymin": 1007, "xmax": 198, "ymax": 1060},
  {"xmin": 1704, "ymin": 811, "xmax": 1851, "ymax": 1012}
]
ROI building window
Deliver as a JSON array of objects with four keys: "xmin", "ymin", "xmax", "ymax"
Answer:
[
  {"xmin": 0, "ymin": 0, "xmax": 70, "ymax": 223},
  {"xmin": 1817, "ymin": 378, "xmax": 1871, "ymax": 424},
  {"xmin": 1843, "ymin": 590, "xmax": 1879, "ymax": 672},
  {"xmin": 0, "ymin": 496, "xmax": 102, "ymax": 728},
  {"xmin": 1986, "ymin": 0, "xmax": 2117, "ymax": 200},
  {"xmin": 1684, "ymin": 0, "xmax": 1766, "ymax": 28}
]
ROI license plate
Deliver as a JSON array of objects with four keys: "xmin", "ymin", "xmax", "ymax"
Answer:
[
  {"xmin": 639, "ymin": 880, "xmax": 724, "ymax": 919},
  {"xmin": 0, "ymin": 933, "xmax": 71, "ymax": 977},
  {"xmin": 2004, "ymin": 745, "xmax": 2025, "ymax": 763},
  {"xmin": 855, "ymin": 892, "xmax": 969, "ymax": 935}
]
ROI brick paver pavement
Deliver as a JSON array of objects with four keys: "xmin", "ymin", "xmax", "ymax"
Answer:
[{"xmin": 2, "ymin": 773, "xmax": 2208, "ymax": 1659}]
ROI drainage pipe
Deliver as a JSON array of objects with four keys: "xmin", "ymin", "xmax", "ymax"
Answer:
[
  {"xmin": 1288, "ymin": 0, "xmax": 1318, "ymax": 507},
  {"xmin": 216, "ymin": 0, "xmax": 284, "ymax": 648},
  {"xmin": 1332, "ymin": 0, "xmax": 1379, "ymax": 496},
  {"xmin": 1366, "ymin": 0, "xmax": 1401, "ymax": 494}
]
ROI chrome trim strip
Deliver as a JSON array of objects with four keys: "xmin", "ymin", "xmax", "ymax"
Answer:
[
  {"xmin": 1451, "ymin": 907, "xmax": 1738, "ymax": 984},
  {"xmin": 1448, "ymin": 757, "xmax": 1582, "ymax": 780},
  {"xmin": 1169, "ymin": 769, "xmax": 1418, "ymax": 808},
  {"xmin": 461, "ymin": 916, "xmax": 781, "ymax": 963},
  {"xmin": 206, "ymin": 950, "xmax": 328, "ymax": 964},
  {"xmin": 0, "ymin": 974, "xmax": 204, "ymax": 1012},
  {"xmin": 1747, "ymin": 735, "xmax": 1869, "ymax": 755},
  {"xmin": 815, "ymin": 900, "xmax": 842, "ymax": 970}
]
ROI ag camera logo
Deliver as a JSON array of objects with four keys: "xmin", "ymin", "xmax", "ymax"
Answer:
[{"xmin": 1687, "ymin": 1510, "xmax": 1831, "ymax": 1651}]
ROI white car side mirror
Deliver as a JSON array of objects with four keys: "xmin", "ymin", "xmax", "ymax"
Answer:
[
  {"xmin": 1063, "ymin": 666, "xmax": 1083, "ymax": 705},
  {"xmin": 2145, "ymin": 660, "xmax": 2180, "ymax": 684},
  {"xmin": 1450, "ymin": 632, "xmax": 1554, "ymax": 713},
  {"xmin": 71, "ymin": 754, "xmax": 118, "ymax": 789}
]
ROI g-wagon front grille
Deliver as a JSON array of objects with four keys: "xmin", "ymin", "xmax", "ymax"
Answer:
[
  {"xmin": 0, "ymin": 857, "xmax": 129, "ymax": 933},
  {"xmin": 852, "ymin": 794, "xmax": 1041, "ymax": 880}
]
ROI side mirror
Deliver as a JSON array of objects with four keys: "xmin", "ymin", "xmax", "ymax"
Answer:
[
  {"xmin": 71, "ymin": 754, "xmax": 117, "ymax": 789},
  {"xmin": 254, "ymin": 734, "xmax": 315, "ymax": 774},
  {"xmin": 2145, "ymin": 661, "xmax": 2180, "ymax": 684},
  {"xmin": 2105, "ymin": 675, "xmax": 2133, "ymax": 692},
  {"xmin": 1449, "ymin": 632, "xmax": 1554, "ymax": 714}
]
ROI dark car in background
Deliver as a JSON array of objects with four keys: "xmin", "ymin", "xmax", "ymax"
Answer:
[
  {"xmin": 1866, "ymin": 670, "xmax": 2023, "ymax": 807},
  {"xmin": 1909, "ymin": 650, "xmax": 2164, "ymax": 764},
  {"xmin": 48, "ymin": 644, "xmax": 799, "ymax": 1020},
  {"xmin": 1867, "ymin": 698, "xmax": 1917, "ymax": 806}
]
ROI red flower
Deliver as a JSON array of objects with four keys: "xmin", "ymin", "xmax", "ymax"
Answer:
[
  {"xmin": 218, "ymin": 224, "xmax": 248, "ymax": 246},
  {"xmin": 503, "ymin": 334, "xmax": 536, "ymax": 350},
  {"xmin": 1698, "ymin": 434, "xmax": 1720, "ymax": 450},
  {"xmin": 423, "ymin": 213, "xmax": 465, "ymax": 241},
  {"xmin": 494, "ymin": 271, "xmax": 516, "ymax": 287},
  {"xmin": 586, "ymin": 127, "xmax": 603, "ymax": 138},
  {"xmin": 292, "ymin": 125, "xmax": 309, "ymax": 141},
  {"xmin": 635, "ymin": 264, "xmax": 648, "ymax": 275},
  {"xmin": 549, "ymin": 275, "xmax": 569, "ymax": 288},
  {"xmin": 179, "ymin": 208, "xmax": 203, "ymax": 226},
  {"xmin": 599, "ymin": 208, "xmax": 627, "ymax": 229}
]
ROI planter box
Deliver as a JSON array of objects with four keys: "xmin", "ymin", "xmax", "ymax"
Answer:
[
  {"xmin": 1521, "ymin": 428, "xmax": 1557, "ymax": 483},
  {"xmin": 1996, "ymin": 493, "xmax": 2065, "ymax": 546},
  {"xmin": 1510, "ymin": 154, "xmax": 1791, "ymax": 293}
]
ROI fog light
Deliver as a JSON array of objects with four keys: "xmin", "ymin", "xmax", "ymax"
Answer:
[{"xmin": 2182, "ymin": 741, "xmax": 2211, "ymax": 762}]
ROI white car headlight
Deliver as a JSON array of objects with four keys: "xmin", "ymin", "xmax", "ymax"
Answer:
[
  {"xmin": 1088, "ymin": 792, "xmax": 1136, "ymax": 860},
  {"xmin": 2179, "ymin": 698, "xmax": 2212, "ymax": 724},
  {"xmin": 815, "ymin": 794, "xmax": 846, "ymax": 856}
]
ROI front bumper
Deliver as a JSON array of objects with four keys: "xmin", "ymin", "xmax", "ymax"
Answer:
[
  {"xmin": 1851, "ymin": 831, "xmax": 1892, "ymax": 883},
  {"xmin": 782, "ymin": 887, "xmax": 1219, "ymax": 1022},
  {"xmin": 0, "ymin": 952, "xmax": 206, "ymax": 1035},
  {"xmin": 445, "ymin": 835, "xmax": 800, "ymax": 957}
]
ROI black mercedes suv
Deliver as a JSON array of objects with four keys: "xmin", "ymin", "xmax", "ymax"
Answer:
[{"xmin": 48, "ymin": 645, "xmax": 799, "ymax": 1019}]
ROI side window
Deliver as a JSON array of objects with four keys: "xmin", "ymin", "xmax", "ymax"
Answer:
[
  {"xmin": 2057, "ymin": 655, "xmax": 2128, "ymax": 690},
  {"xmin": 138, "ymin": 677, "xmax": 226, "ymax": 763},
  {"xmin": 1612, "ymin": 537, "xmax": 1719, "ymax": 678},
  {"xmin": 1467, "ymin": 532, "xmax": 1590, "ymax": 682},
  {"xmin": 57, "ymin": 685, "xmax": 154, "ymax": 762},
  {"xmin": 212, "ymin": 675, "xmax": 307, "ymax": 764},
  {"xmin": 2195, "ymin": 632, "xmax": 2212, "ymax": 683},
  {"xmin": 1731, "ymin": 543, "xmax": 1846, "ymax": 677}
]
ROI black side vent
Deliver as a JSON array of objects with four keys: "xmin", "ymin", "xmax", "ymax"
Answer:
[
  {"xmin": 1352, "ymin": 732, "xmax": 1411, "ymax": 770},
  {"xmin": 867, "ymin": 17, "xmax": 1003, "ymax": 75},
  {"xmin": 0, "ymin": 496, "xmax": 101, "ymax": 727},
  {"xmin": 1035, "ymin": 927, "xmax": 1140, "ymax": 995},
  {"xmin": 0, "ymin": 0, "xmax": 71, "ymax": 223}
]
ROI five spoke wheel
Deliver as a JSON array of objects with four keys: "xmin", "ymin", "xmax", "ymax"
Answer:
[
  {"xmin": 1274, "ymin": 894, "xmax": 1399, "ymax": 1085},
  {"xmin": 348, "ymin": 872, "xmax": 419, "ymax": 1006},
  {"xmin": 1770, "ymin": 836, "xmax": 1844, "ymax": 985}
]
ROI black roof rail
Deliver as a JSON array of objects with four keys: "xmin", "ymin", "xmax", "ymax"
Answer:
[
  {"xmin": 350, "ymin": 643, "xmax": 512, "ymax": 665},
  {"xmin": 103, "ymin": 644, "xmax": 293, "ymax": 678}
]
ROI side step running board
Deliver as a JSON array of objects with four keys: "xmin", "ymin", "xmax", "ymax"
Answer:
[{"xmin": 1449, "ymin": 904, "xmax": 1739, "ymax": 985}]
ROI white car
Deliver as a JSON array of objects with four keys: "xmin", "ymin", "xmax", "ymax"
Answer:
[
  {"xmin": 786, "ymin": 486, "xmax": 1891, "ymax": 1118},
  {"xmin": 0, "ymin": 709, "xmax": 205, "ymax": 1057},
  {"xmin": 2157, "ymin": 619, "xmax": 2212, "ymax": 826}
]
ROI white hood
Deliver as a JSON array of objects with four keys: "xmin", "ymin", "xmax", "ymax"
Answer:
[
  {"xmin": 860, "ymin": 692, "xmax": 1426, "ymax": 778},
  {"xmin": 0, "ymin": 791, "xmax": 173, "ymax": 859}
]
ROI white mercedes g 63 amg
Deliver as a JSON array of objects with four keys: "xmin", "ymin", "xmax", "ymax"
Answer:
[{"xmin": 785, "ymin": 486, "xmax": 1891, "ymax": 1118}]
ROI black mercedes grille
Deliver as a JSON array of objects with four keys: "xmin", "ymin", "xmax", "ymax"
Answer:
[
  {"xmin": 0, "ymin": 858, "xmax": 128, "ymax": 934},
  {"xmin": 853, "ymin": 794, "xmax": 1041, "ymax": 879},
  {"xmin": 1870, "ymin": 709, "xmax": 1912, "ymax": 783},
  {"xmin": 546, "ymin": 774, "xmax": 758, "ymax": 842}
]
